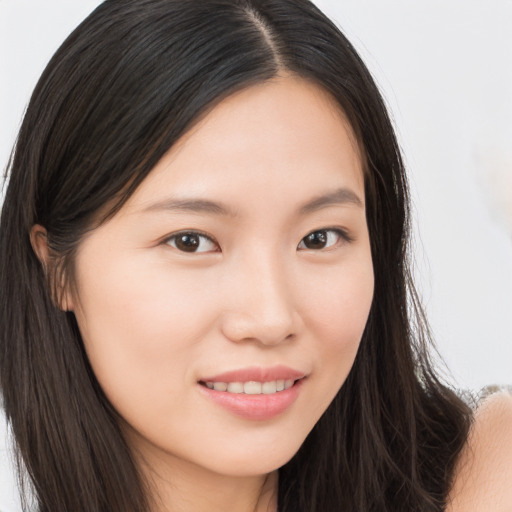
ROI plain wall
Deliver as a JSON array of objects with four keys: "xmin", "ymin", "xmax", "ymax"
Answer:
[{"xmin": 1, "ymin": 1, "xmax": 511, "ymax": 510}]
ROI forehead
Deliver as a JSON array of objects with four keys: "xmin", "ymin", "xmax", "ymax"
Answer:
[{"xmin": 124, "ymin": 75, "xmax": 365, "ymax": 213}]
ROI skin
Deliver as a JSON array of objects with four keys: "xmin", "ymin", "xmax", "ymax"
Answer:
[
  {"xmin": 37, "ymin": 75, "xmax": 375, "ymax": 512},
  {"xmin": 447, "ymin": 391, "xmax": 512, "ymax": 511}
]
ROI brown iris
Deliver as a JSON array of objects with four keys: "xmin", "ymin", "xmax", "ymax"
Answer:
[
  {"xmin": 302, "ymin": 230, "xmax": 328, "ymax": 249},
  {"xmin": 174, "ymin": 233, "xmax": 201, "ymax": 252}
]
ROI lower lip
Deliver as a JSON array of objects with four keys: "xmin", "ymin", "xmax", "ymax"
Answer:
[{"xmin": 198, "ymin": 379, "xmax": 304, "ymax": 421}]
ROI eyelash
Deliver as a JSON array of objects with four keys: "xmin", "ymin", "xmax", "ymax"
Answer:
[
  {"xmin": 163, "ymin": 228, "xmax": 353, "ymax": 254},
  {"xmin": 164, "ymin": 230, "xmax": 219, "ymax": 253},
  {"xmin": 297, "ymin": 228, "xmax": 353, "ymax": 251}
]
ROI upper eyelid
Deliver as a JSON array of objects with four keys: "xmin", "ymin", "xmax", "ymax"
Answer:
[
  {"xmin": 162, "ymin": 230, "xmax": 220, "ymax": 252},
  {"xmin": 163, "ymin": 229, "xmax": 217, "ymax": 243},
  {"xmin": 297, "ymin": 227, "xmax": 352, "ymax": 248},
  {"xmin": 302, "ymin": 226, "xmax": 353, "ymax": 241}
]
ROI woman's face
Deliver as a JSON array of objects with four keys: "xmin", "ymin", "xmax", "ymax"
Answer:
[{"xmin": 70, "ymin": 75, "xmax": 374, "ymax": 478}]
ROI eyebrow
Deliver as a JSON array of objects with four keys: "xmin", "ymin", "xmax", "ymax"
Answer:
[
  {"xmin": 141, "ymin": 198, "xmax": 237, "ymax": 217},
  {"xmin": 298, "ymin": 188, "xmax": 363, "ymax": 214},
  {"xmin": 140, "ymin": 187, "xmax": 363, "ymax": 217}
]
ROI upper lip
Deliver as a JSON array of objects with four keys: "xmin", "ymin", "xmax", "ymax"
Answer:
[{"xmin": 200, "ymin": 365, "xmax": 307, "ymax": 383}]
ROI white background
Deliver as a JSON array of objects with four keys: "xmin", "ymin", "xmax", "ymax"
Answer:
[{"xmin": 1, "ymin": 1, "xmax": 511, "ymax": 510}]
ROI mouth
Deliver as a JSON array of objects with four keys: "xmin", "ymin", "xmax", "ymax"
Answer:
[
  {"xmin": 198, "ymin": 378, "xmax": 303, "ymax": 395},
  {"xmin": 197, "ymin": 366, "xmax": 307, "ymax": 420},
  {"xmin": 197, "ymin": 378, "xmax": 305, "ymax": 421}
]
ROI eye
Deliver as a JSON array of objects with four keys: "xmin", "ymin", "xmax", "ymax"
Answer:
[
  {"xmin": 297, "ymin": 229, "xmax": 348, "ymax": 251},
  {"xmin": 165, "ymin": 231, "xmax": 218, "ymax": 253}
]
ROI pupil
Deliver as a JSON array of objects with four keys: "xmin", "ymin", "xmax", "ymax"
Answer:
[
  {"xmin": 176, "ymin": 233, "xmax": 200, "ymax": 252},
  {"xmin": 305, "ymin": 231, "xmax": 327, "ymax": 249}
]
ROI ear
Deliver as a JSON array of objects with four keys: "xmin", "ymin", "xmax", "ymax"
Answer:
[
  {"xmin": 30, "ymin": 225, "xmax": 50, "ymax": 269},
  {"xmin": 30, "ymin": 225, "xmax": 74, "ymax": 311}
]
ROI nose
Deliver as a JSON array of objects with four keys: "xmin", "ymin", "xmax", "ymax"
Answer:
[{"xmin": 220, "ymin": 254, "xmax": 302, "ymax": 346}]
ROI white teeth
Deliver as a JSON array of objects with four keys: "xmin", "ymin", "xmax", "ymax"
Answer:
[
  {"xmin": 227, "ymin": 382, "xmax": 244, "ymax": 393},
  {"xmin": 244, "ymin": 381, "xmax": 262, "ymax": 394},
  {"xmin": 205, "ymin": 379, "xmax": 298, "ymax": 394},
  {"xmin": 262, "ymin": 381, "xmax": 277, "ymax": 394}
]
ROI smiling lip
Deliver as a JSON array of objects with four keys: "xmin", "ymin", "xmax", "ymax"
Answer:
[
  {"xmin": 198, "ymin": 365, "xmax": 306, "ymax": 421},
  {"xmin": 200, "ymin": 365, "xmax": 306, "ymax": 383}
]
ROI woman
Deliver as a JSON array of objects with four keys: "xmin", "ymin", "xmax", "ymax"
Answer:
[{"xmin": 0, "ymin": 1, "xmax": 511, "ymax": 511}]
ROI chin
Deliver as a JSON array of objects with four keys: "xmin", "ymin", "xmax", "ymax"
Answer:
[{"xmin": 194, "ymin": 432, "xmax": 308, "ymax": 478}]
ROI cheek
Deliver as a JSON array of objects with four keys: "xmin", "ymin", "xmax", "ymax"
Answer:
[
  {"xmin": 299, "ymin": 253, "xmax": 374, "ymax": 411},
  {"xmin": 305, "ymin": 252, "xmax": 374, "ymax": 344},
  {"xmin": 73, "ymin": 253, "xmax": 219, "ymax": 408}
]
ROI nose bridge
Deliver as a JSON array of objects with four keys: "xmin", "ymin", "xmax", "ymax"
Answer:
[{"xmin": 221, "ymin": 245, "xmax": 299, "ymax": 345}]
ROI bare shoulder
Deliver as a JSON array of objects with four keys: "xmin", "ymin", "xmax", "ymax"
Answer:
[{"xmin": 447, "ymin": 390, "xmax": 512, "ymax": 512}]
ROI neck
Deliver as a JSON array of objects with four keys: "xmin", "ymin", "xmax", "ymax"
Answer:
[{"xmin": 132, "ymin": 443, "xmax": 278, "ymax": 512}]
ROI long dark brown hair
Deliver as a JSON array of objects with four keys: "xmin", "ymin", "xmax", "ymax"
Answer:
[{"xmin": 0, "ymin": 1, "xmax": 471, "ymax": 510}]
